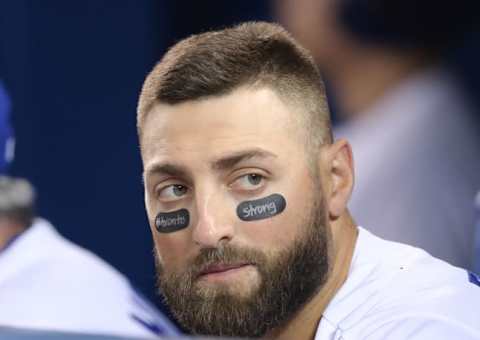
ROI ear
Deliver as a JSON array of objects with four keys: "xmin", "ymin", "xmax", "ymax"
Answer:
[{"xmin": 320, "ymin": 139, "xmax": 354, "ymax": 220}]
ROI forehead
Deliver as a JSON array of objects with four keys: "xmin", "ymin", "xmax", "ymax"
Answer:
[{"xmin": 140, "ymin": 86, "xmax": 304, "ymax": 168}]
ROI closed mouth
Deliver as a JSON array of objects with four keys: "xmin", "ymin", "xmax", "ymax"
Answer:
[{"xmin": 197, "ymin": 262, "xmax": 252, "ymax": 277}]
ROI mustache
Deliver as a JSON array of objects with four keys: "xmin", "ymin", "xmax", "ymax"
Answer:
[
  {"xmin": 156, "ymin": 245, "xmax": 267, "ymax": 281},
  {"xmin": 191, "ymin": 246, "xmax": 265, "ymax": 278}
]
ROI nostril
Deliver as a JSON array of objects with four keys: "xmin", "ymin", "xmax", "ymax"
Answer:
[
  {"xmin": 218, "ymin": 237, "xmax": 231, "ymax": 247},
  {"xmin": 192, "ymin": 217, "xmax": 235, "ymax": 248}
]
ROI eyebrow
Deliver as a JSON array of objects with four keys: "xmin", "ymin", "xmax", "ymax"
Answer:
[
  {"xmin": 144, "ymin": 148, "xmax": 277, "ymax": 180},
  {"xmin": 211, "ymin": 148, "xmax": 277, "ymax": 171},
  {"xmin": 144, "ymin": 163, "xmax": 190, "ymax": 180}
]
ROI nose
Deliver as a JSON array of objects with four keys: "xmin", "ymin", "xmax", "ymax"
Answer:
[{"xmin": 192, "ymin": 188, "xmax": 235, "ymax": 248}]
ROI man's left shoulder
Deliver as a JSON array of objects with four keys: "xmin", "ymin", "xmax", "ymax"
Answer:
[
  {"xmin": 378, "ymin": 250, "xmax": 480, "ymax": 312},
  {"xmin": 337, "ymin": 231, "xmax": 480, "ymax": 339},
  {"xmin": 363, "ymin": 262, "xmax": 480, "ymax": 339},
  {"xmin": 356, "ymin": 314, "xmax": 480, "ymax": 340}
]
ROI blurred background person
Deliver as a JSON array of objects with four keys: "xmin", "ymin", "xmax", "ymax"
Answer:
[
  {"xmin": 276, "ymin": 0, "xmax": 480, "ymax": 270},
  {"xmin": 0, "ymin": 80, "xmax": 178, "ymax": 337}
]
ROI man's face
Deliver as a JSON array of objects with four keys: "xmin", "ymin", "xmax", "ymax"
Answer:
[{"xmin": 140, "ymin": 87, "xmax": 331, "ymax": 337}]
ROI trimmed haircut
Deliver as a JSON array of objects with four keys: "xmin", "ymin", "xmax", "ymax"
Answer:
[{"xmin": 137, "ymin": 21, "xmax": 332, "ymax": 150}]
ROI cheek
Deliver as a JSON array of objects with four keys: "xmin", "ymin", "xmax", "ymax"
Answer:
[
  {"xmin": 240, "ymin": 176, "xmax": 317, "ymax": 249},
  {"xmin": 152, "ymin": 231, "xmax": 191, "ymax": 273},
  {"xmin": 146, "ymin": 199, "xmax": 186, "ymax": 269},
  {"xmin": 239, "ymin": 199, "xmax": 307, "ymax": 251}
]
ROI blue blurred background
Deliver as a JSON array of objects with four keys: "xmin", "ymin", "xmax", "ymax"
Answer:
[{"xmin": 0, "ymin": 0, "xmax": 479, "ymax": 313}]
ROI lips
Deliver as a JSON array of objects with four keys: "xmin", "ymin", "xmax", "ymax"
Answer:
[{"xmin": 198, "ymin": 263, "xmax": 251, "ymax": 278}]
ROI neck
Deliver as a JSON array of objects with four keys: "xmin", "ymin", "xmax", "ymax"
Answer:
[
  {"xmin": 326, "ymin": 47, "xmax": 428, "ymax": 119},
  {"xmin": 266, "ymin": 213, "xmax": 358, "ymax": 340},
  {"xmin": 0, "ymin": 218, "xmax": 26, "ymax": 250}
]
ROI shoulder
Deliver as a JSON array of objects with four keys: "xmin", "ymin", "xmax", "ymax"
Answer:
[
  {"xmin": 368, "ymin": 230, "xmax": 480, "ymax": 319},
  {"xmin": 332, "ymin": 316, "xmax": 480, "ymax": 340},
  {"xmin": 355, "ymin": 315, "xmax": 480, "ymax": 340},
  {"xmin": 17, "ymin": 219, "xmax": 132, "ymax": 294},
  {"xmin": 352, "ymin": 274, "xmax": 480, "ymax": 339},
  {"xmin": 0, "ymin": 219, "xmax": 179, "ymax": 337},
  {"xmin": 325, "ymin": 229, "xmax": 480, "ymax": 340}
]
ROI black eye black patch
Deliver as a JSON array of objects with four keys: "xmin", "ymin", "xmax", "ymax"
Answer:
[
  {"xmin": 237, "ymin": 193, "xmax": 286, "ymax": 222},
  {"xmin": 155, "ymin": 209, "xmax": 190, "ymax": 233}
]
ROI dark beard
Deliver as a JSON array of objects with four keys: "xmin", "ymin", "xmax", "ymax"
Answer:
[{"xmin": 156, "ymin": 198, "xmax": 330, "ymax": 338}]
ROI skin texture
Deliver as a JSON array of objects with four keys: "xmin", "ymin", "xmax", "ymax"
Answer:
[{"xmin": 140, "ymin": 86, "xmax": 357, "ymax": 339}]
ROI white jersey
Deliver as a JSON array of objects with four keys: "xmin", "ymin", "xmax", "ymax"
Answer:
[
  {"xmin": 0, "ymin": 218, "xmax": 178, "ymax": 338},
  {"xmin": 316, "ymin": 227, "xmax": 480, "ymax": 340}
]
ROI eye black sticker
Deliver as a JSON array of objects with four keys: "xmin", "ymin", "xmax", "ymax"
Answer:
[
  {"xmin": 155, "ymin": 209, "xmax": 190, "ymax": 233},
  {"xmin": 237, "ymin": 193, "xmax": 286, "ymax": 221}
]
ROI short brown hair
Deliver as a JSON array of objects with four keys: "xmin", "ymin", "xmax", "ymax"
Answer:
[{"xmin": 137, "ymin": 21, "xmax": 332, "ymax": 148}]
